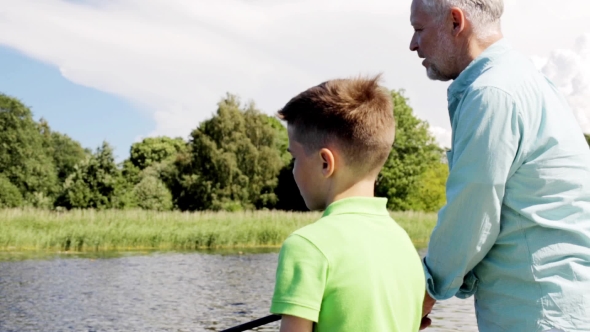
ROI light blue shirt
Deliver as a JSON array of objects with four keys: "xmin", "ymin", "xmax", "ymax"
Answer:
[{"xmin": 424, "ymin": 39, "xmax": 590, "ymax": 332}]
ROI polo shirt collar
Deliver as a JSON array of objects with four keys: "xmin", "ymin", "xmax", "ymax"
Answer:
[{"xmin": 322, "ymin": 197, "xmax": 389, "ymax": 217}]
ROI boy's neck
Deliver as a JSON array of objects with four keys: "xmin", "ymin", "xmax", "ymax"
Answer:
[{"xmin": 324, "ymin": 178, "xmax": 376, "ymax": 208}]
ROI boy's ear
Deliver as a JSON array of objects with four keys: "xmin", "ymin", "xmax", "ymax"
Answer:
[{"xmin": 319, "ymin": 148, "xmax": 335, "ymax": 178}]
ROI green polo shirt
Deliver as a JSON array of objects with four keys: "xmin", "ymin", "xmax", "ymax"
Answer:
[{"xmin": 270, "ymin": 197, "xmax": 425, "ymax": 332}]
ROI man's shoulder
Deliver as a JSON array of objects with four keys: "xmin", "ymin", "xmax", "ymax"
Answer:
[{"xmin": 469, "ymin": 49, "xmax": 539, "ymax": 95}]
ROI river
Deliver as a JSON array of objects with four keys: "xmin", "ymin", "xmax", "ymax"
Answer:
[{"xmin": 0, "ymin": 250, "xmax": 476, "ymax": 331}]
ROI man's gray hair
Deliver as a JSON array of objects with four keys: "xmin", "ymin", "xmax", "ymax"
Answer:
[{"xmin": 422, "ymin": 0, "xmax": 504, "ymax": 38}]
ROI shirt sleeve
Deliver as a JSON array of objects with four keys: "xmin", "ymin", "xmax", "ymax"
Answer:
[
  {"xmin": 424, "ymin": 87, "xmax": 521, "ymax": 300},
  {"xmin": 270, "ymin": 234, "xmax": 328, "ymax": 322}
]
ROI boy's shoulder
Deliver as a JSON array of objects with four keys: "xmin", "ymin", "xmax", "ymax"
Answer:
[
  {"xmin": 291, "ymin": 215, "xmax": 327, "ymax": 236},
  {"xmin": 284, "ymin": 210, "xmax": 404, "ymax": 257},
  {"xmin": 279, "ymin": 214, "xmax": 342, "ymax": 257},
  {"xmin": 284, "ymin": 217, "xmax": 329, "ymax": 251},
  {"xmin": 288, "ymin": 213, "xmax": 343, "ymax": 243}
]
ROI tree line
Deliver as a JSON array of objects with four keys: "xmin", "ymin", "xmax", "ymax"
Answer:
[{"xmin": 9, "ymin": 91, "xmax": 585, "ymax": 213}]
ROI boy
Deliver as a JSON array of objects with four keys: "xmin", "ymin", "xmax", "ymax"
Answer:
[{"xmin": 270, "ymin": 75, "xmax": 426, "ymax": 332}]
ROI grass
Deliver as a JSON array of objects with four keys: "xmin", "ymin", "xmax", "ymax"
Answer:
[{"xmin": 0, "ymin": 209, "xmax": 436, "ymax": 252}]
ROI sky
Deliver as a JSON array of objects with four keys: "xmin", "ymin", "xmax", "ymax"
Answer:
[{"xmin": 0, "ymin": 0, "xmax": 589, "ymax": 161}]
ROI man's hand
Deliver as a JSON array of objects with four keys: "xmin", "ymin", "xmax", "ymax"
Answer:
[
  {"xmin": 420, "ymin": 291, "xmax": 437, "ymax": 330},
  {"xmin": 279, "ymin": 315, "xmax": 314, "ymax": 332}
]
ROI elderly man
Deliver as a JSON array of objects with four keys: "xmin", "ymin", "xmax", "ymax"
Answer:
[{"xmin": 409, "ymin": 0, "xmax": 590, "ymax": 331}]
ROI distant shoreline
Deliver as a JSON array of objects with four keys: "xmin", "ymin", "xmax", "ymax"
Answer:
[{"xmin": 0, "ymin": 209, "xmax": 436, "ymax": 253}]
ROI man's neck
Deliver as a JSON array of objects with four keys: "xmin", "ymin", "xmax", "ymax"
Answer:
[{"xmin": 456, "ymin": 34, "xmax": 503, "ymax": 75}]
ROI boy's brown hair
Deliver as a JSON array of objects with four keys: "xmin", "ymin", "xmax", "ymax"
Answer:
[{"xmin": 278, "ymin": 74, "xmax": 395, "ymax": 175}]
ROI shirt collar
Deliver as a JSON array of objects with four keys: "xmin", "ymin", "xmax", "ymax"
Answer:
[
  {"xmin": 447, "ymin": 38, "xmax": 512, "ymax": 98},
  {"xmin": 321, "ymin": 197, "xmax": 389, "ymax": 218}
]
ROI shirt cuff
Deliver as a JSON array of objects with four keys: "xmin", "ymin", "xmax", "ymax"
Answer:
[
  {"xmin": 270, "ymin": 301, "xmax": 319, "ymax": 322},
  {"xmin": 456, "ymin": 270, "xmax": 478, "ymax": 299},
  {"xmin": 423, "ymin": 257, "xmax": 479, "ymax": 300},
  {"xmin": 423, "ymin": 257, "xmax": 439, "ymax": 300}
]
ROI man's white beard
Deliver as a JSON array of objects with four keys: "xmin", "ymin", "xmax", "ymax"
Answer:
[
  {"xmin": 427, "ymin": 64, "xmax": 452, "ymax": 82},
  {"xmin": 426, "ymin": 33, "xmax": 455, "ymax": 82}
]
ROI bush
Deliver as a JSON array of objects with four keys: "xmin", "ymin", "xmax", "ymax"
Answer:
[
  {"xmin": 0, "ymin": 175, "xmax": 23, "ymax": 208},
  {"xmin": 133, "ymin": 176, "xmax": 173, "ymax": 211},
  {"xmin": 25, "ymin": 192, "xmax": 54, "ymax": 209}
]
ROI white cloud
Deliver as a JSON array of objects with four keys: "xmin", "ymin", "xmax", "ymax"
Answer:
[
  {"xmin": 0, "ymin": 0, "xmax": 589, "ymax": 146},
  {"xmin": 0, "ymin": 0, "xmax": 414, "ymax": 140},
  {"xmin": 534, "ymin": 34, "xmax": 590, "ymax": 133},
  {"xmin": 429, "ymin": 126, "xmax": 453, "ymax": 150}
]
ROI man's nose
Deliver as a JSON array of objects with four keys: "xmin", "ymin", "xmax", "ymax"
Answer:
[{"xmin": 409, "ymin": 36, "xmax": 419, "ymax": 52}]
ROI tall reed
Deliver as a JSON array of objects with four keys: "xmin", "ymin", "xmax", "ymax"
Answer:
[{"xmin": 0, "ymin": 209, "xmax": 436, "ymax": 252}]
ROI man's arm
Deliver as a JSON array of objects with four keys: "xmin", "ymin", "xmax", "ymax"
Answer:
[
  {"xmin": 279, "ymin": 315, "xmax": 314, "ymax": 332},
  {"xmin": 425, "ymin": 87, "xmax": 521, "ymax": 300}
]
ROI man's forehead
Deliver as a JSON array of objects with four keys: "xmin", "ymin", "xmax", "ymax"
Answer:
[{"xmin": 410, "ymin": 0, "xmax": 426, "ymax": 23}]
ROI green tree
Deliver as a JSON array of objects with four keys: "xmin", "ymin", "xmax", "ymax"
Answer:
[
  {"xmin": 129, "ymin": 136, "xmax": 186, "ymax": 170},
  {"xmin": 0, "ymin": 94, "xmax": 58, "ymax": 203},
  {"xmin": 0, "ymin": 174, "xmax": 23, "ymax": 208},
  {"xmin": 51, "ymin": 132, "xmax": 88, "ymax": 184},
  {"xmin": 121, "ymin": 160, "xmax": 142, "ymax": 187},
  {"xmin": 38, "ymin": 118, "xmax": 88, "ymax": 184},
  {"xmin": 263, "ymin": 116, "xmax": 291, "ymax": 164},
  {"xmin": 56, "ymin": 142, "xmax": 123, "ymax": 209},
  {"xmin": 376, "ymin": 90, "xmax": 443, "ymax": 211},
  {"xmin": 123, "ymin": 136, "xmax": 187, "ymax": 189},
  {"xmin": 173, "ymin": 94, "xmax": 285, "ymax": 211},
  {"xmin": 585, "ymin": 134, "xmax": 590, "ymax": 147},
  {"xmin": 406, "ymin": 161, "xmax": 448, "ymax": 212}
]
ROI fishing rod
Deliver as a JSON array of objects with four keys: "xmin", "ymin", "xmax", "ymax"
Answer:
[{"xmin": 219, "ymin": 314, "xmax": 281, "ymax": 332}]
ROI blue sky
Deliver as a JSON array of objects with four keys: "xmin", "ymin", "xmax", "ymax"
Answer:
[
  {"xmin": 0, "ymin": 0, "xmax": 589, "ymax": 161},
  {"xmin": 0, "ymin": 46, "xmax": 153, "ymax": 161}
]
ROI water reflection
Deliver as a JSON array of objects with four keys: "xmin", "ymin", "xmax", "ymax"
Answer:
[{"xmin": 0, "ymin": 251, "xmax": 475, "ymax": 331}]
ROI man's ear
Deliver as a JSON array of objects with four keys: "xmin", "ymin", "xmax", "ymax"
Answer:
[
  {"xmin": 319, "ymin": 148, "xmax": 336, "ymax": 178},
  {"xmin": 450, "ymin": 7, "xmax": 466, "ymax": 36}
]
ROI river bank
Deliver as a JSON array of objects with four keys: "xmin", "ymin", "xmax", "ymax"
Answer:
[{"xmin": 0, "ymin": 209, "xmax": 436, "ymax": 252}]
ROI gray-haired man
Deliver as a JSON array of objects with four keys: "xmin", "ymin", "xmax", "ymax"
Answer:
[{"xmin": 409, "ymin": 0, "xmax": 590, "ymax": 331}]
